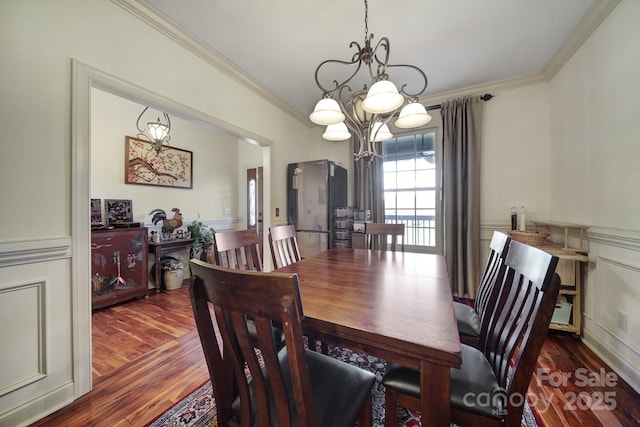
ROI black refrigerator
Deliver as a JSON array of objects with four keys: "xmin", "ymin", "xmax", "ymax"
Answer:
[{"xmin": 287, "ymin": 160, "xmax": 348, "ymax": 258}]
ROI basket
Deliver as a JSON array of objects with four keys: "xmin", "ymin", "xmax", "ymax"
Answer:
[{"xmin": 508, "ymin": 230, "xmax": 550, "ymax": 246}]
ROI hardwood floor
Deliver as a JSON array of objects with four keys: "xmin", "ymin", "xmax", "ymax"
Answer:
[{"xmin": 31, "ymin": 286, "xmax": 640, "ymax": 427}]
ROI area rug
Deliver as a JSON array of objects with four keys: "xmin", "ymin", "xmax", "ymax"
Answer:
[{"xmin": 148, "ymin": 345, "xmax": 539, "ymax": 427}]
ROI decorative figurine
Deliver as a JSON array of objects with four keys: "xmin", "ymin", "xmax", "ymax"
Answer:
[{"xmin": 149, "ymin": 207, "xmax": 184, "ymax": 235}]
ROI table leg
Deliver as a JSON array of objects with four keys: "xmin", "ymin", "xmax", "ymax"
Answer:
[
  {"xmin": 154, "ymin": 249, "xmax": 161, "ymax": 293},
  {"xmin": 420, "ymin": 360, "xmax": 450, "ymax": 427}
]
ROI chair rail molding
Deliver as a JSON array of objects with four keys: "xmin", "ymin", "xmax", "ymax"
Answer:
[
  {"xmin": 0, "ymin": 237, "xmax": 72, "ymax": 268},
  {"xmin": 587, "ymin": 227, "xmax": 640, "ymax": 251}
]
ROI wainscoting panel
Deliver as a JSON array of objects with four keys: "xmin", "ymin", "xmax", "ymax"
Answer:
[
  {"xmin": 0, "ymin": 239, "xmax": 74, "ymax": 426},
  {"xmin": 0, "ymin": 281, "xmax": 46, "ymax": 397},
  {"xmin": 595, "ymin": 256, "xmax": 640, "ymax": 354},
  {"xmin": 584, "ymin": 227, "xmax": 640, "ymax": 393}
]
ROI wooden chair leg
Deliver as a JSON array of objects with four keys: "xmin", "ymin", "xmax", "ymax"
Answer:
[
  {"xmin": 357, "ymin": 395, "xmax": 373, "ymax": 427},
  {"xmin": 384, "ymin": 388, "xmax": 399, "ymax": 427}
]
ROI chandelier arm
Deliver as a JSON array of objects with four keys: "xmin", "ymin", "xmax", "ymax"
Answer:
[
  {"xmin": 163, "ymin": 112, "xmax": 171, "ymax": 136},
  {"xmin": 313, "ymin": 42, "xmax": 366, "ymax": 95},
  {"xmin": 370, "ymin": 36, "xmax": 391, "ymax": 76},
  {"xmin": 136, "ymin": 106, "xmax": 150, "ymax": 133},
  {"xmin": 384, "ymin": 63, "xmax": 429, "ymax": 98}
]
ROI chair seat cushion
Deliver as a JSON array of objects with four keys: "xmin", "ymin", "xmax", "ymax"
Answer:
[
  {"xmin": 235, "ymin": 347, "xmax": 376, "ymax": 427},
  {"xmin": 453, "ymin": 301, "xmax": 480, "ymax": 339},
  {"xmin": 450, "ymin": 344, "xmax": 504, "ymax": 420},
  {"xmin": 383, "ymin": 345, "xmax": 504, "ymax": 421}
]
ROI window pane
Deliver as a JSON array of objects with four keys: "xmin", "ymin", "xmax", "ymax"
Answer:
[
  {"xmin": 249, "ymin": 179, "xmax": 256, "ymax": 226},
  {"xmin": 396, "ymin": 158, "xmax": 415, "ymax": 172},
  {"xmin": 396, "ymin": 191, "xmax": 415, "ymax": 209},
  {"xmin": 416, "ymin": 191, "xmax": 435, "ymax": 209},
  {"xmin": 415, "ymin": 170, "xmax": 436, "ymax": 188},
  {"xmin": 384, "ymin": 192, "xmax": 396, "ymax": 209},
  {"xmin": 382, "ymin": 130, "xmax": 439, "ymax": 250},
  {"xmin": 396, "ymin": 171, "xmax": 416, "ymax": 189},
  {"xmin": 383, "ymin": 172, "xmax": 397, "ymax": 189}
]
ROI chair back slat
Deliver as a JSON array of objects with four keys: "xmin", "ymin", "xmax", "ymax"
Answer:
[
  {"xmin": 474, "ymin": 231, "xmax": 511, "ymax": 320},
  {"xmin": 269, "ymin": 225, "xmax": 302, "ymax": 269},
  {"xmin": 189, "ymin": 260, "xmax": 316, "ymax": 427},
  {"xmin": 480, "ymin": 240, "xmax": 560, "ymax": 425},
  {"xmin": 214, "ymin": 229, "xmax": 262, "ymax": 271},
  {"xmin": 365, "ymin": 223, "xmax": 405, "ymax": 252}
]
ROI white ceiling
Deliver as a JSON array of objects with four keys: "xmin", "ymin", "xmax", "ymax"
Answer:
[{"xmin": 141, "ymin": 0, "xmax": 615, "ymax": 119}]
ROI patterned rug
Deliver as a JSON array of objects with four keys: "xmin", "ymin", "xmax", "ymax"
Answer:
[{"xmin": 147, "ymin": 345, "xmax": 539, "ymax": 427}]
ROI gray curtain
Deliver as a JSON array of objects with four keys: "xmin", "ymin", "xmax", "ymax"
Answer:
[
  {"xmin": 353, "ymin": 140, "xmax": 385, "ymax": 222},
  {"xmin": 441, "ymin": 96, "xmax": 483, "ymax": 298}
]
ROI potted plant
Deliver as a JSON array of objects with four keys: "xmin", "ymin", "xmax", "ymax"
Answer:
[
  {"xmin": 161, "ymin": 256, "xmax": 184, "ymax": 290},
  {"xmin": 189, "ymin": 219, "xmax": 215, "ymax": 262}
]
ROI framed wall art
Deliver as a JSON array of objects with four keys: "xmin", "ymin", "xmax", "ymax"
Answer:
[
  {"xmin": 105, "ymin": 199, "xmax": 133, "ymax": 226},
  {"xmin": 125, "ymin": 136, "xmax": 193, "ymax": 189},
  {"xmin": 91, "ymin": 198, "xmax": 103, "ymax": 224}
]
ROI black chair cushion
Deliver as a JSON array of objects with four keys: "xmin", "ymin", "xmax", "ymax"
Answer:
[
  {"xmin": 234, "ymin": 347, "xmax": 376, "ymax": 427},
  {"xmin": 453, "ymin": 301, "xmax": 480, "ymax": 338},
  {"xmin": 383, "ymin": 345, "xmax": 504, "ymax": 421},
  {"xmin": 450, "ymin": 344, "xmax": 504, "ymax": 420}
]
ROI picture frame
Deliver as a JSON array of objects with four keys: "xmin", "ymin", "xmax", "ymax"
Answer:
[
  {"xmin": 105, "ymin": 199, "xmax": 133, "ymax": 226},
  {"xmin": 91, "ymin": 198, "xmax": 103, "ymax": 224},
  {"xmin": 125, "ymin": 136, "xmax": 193, "ymax": 189}
]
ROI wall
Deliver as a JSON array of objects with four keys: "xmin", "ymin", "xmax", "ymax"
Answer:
[
  {"xmin": 91, "ymin": 88, "xmax": 242, "ymax": 225},
  {"xmin": 548, "ymin": 0, "xmax": 640, "ymax": 391},
  {"xmin": 0, "ymin": 1, "xmax": 314, "ymax": 425},
  {"xmin": 481, "ymin": 83, "xmax": 552, "ymax": 227}
]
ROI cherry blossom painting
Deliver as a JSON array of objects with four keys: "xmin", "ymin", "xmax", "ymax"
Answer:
[{"xmin": 125, "ymin": 136, "xmax": 193, "ymax": 189}]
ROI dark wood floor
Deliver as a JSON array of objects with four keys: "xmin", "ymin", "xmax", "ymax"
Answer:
[{"xmin": 31, "ymin": 286, "xmax": 640, "ymax": 427}]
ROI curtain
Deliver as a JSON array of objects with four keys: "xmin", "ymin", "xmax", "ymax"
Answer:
[
  {"xmin": 441, "ymin": 96, "xmax": 483, "ymax": 298},
  {"xmin": 353, "ymin": 140, "xmax": 385, "ymax": 222}
]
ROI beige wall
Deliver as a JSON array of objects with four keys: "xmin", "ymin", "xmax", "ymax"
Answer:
[
  {"xmin": 91, "ymin": 88, "xmax": 242, "ymax": 224},
  {"xmin": 548, "ymin": 0, "xmax": 640, "ymax": 392}
]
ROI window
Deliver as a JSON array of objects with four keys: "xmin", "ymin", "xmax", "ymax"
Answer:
[{"xmin": 382, "ymin": 130, "xmax": 442, "ymax": 253}]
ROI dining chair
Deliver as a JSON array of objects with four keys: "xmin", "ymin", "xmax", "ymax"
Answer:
[
  {"xmin": 189, "ymin": 260, "xmax": 376, "ymax": 427},
  {"xmin": 213, "ymin": 228, "xmax": 262, "ymax": 271},
  {"xmin": 365, "ymin": 223, "xmax": 405, "ymax": 252},
  {"xmin": 453, "ymin": 230, "xmax": 511, "ymax": 347},
  {"xmin": 382, "ymin": 240, "xmax": 560, "ymax": 427},
  {"xmin": 269, "ymin": 224, "xmax": 328, "ymax": 354},
  {"xmin": 269, "ymin": 224, "xmax": 302, "ymax": 269}
]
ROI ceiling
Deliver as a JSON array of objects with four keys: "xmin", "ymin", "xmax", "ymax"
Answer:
[{"xmin": 140, "ymin": 0, "xmax": 616, "ymax": 121}]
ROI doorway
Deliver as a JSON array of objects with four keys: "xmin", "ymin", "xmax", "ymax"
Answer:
[{"xmin": 73, "ymin": 60, "xmax": 273, "ymax": 396}]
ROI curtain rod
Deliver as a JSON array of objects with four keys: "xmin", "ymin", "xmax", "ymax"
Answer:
[{"xmin": 425, "ymin": 93, "xmax": 494, "ymax": 111}]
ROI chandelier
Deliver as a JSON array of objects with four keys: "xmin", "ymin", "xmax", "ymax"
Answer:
[
  {"xmin": 309, "ymin": 0, "xmax": 431, "ymax": 162},
  {"xmin": 136, "ymin": 106, "xmax": 171, "ymax": 154}
]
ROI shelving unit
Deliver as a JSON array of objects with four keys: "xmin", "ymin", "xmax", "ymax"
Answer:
[{"xmin": 534, "ymin": 221, "xmax": 589, "ymax": 338}]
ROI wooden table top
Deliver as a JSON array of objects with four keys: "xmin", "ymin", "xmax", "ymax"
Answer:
[{"xmin": 278, "ymin": 248, "xmax": 461, "ymax": 368}]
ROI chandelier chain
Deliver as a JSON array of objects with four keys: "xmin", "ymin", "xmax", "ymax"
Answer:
[{"xmin": 364, "ymin": 0, "xmax": 368, "ymax": 44}]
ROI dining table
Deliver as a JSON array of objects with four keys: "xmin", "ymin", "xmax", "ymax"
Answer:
[{"xmin": 277, "ymin": 248, "xmax": 461, "ymax": 427}]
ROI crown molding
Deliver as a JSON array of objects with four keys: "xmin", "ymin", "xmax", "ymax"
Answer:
[
  {"xmin": 419, "ymin": 73, "xmax": 548, "ymax": 107},
  {"xmin": 542, "ymin": 0, "xmax": 621, "ymax": 80},
  {"xmin": 110, "ymin": 0, "xmax": 307, "ymax": 124}
]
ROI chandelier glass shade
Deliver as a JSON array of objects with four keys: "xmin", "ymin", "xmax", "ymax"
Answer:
[
  {"xmin": 309, "ymin": 0, "xmax": 431, "ymax": 162},
  {"xmin": 136, "ymin": 106, "xmax": 171, "ymax": 154}
]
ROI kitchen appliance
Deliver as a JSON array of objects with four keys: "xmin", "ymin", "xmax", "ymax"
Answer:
[{"xmin": 287, "ymin": 160, "xmax": 347, "ymax": 258}]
